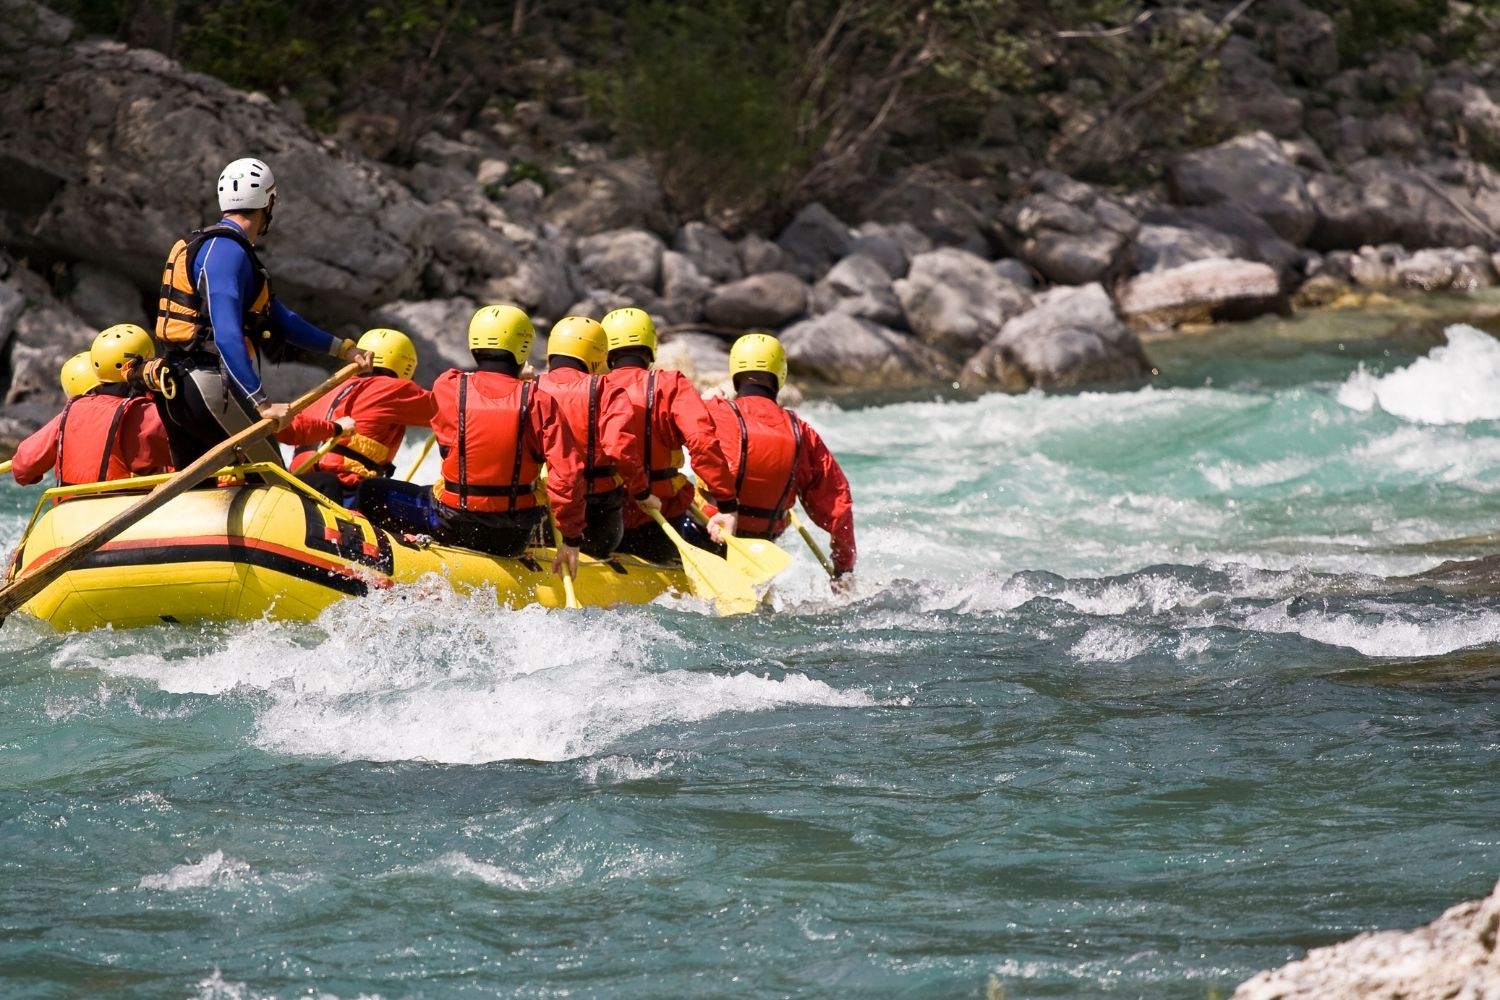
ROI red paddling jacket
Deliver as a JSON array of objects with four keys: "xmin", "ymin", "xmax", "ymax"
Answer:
[
  {"xmin": 705, "ymin": 390, "xmax": 857, "ymax": 575},
  {"xmin": 11, "ymin": 386, "xmax": 172, "ymax": 489},
  {"xmin": 292, "ymin": 374, "xmax": 437, "ymax": 487},
  {"xmin": 604, "ymin": 363, "xmax": 737, "ymax": 527},
  {"xmin": 429, "ymin": 369, "xmax": 586, "ymax": 542},
  {"xmin": 537, "ymin": 366, "xmax": 650, "ymax": 501}
]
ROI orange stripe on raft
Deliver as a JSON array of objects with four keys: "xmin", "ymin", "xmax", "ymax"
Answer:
[{"xmin": 21, "ymin": 533, "xmax": 393, "ymax": 588}]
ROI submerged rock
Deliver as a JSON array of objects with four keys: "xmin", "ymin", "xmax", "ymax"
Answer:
[{"xmin": 1232, "ymin": 877, "xmax": 1500, "ymax": 1000}]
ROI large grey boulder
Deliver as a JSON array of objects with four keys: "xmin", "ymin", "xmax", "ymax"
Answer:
[
  {"xmin": 1132, "ymin": 224, "xmax": 1242, "ymax": 273},
  {"xmin": 1307, "ymin": 158, "xmax": 1499, "ymax": 250},
  {"xmin": 658, "ymin": 251, "xmax": 713, "ymax": 324},
  {"xmin": 738, "ymin": 234, "xmax": 791, "ymax": 276},
  {"xmin": 702, "ymin": 273, "xmax": 809, "ymax": 329},
  {"xmin": 1117, "ymin": 258, "xmax": 1285, "ymax": 330},
  {"xmin": 576, "ymin": 228, "xmax": 665, "ymax": 292},
  {"xmin": 893, "ymin": 248, "xmax": 1033, "ymax": 359},
  {"xmin": 963, "ymin": 283, "xmax": 1149, "ymax": 391},
  {"xmin": 811, "ymin": 254, "xmax": 905, "ymax": 328},
  {"xmin": 0, "ymin": 31, "xmax": 429, "ymax": 321},
  {"xmin": 1139, "ymin": 202, "xmax": 1301, "ymax": 276},
  {"xmin": 370, "ymin": 297, "xmax": 476, "ymax": 384},
  {"xmin": 672, "ymin": 222, "xmax": 743, "ymax": 284},
  {"xmin": 781, "ymin": 314, "xmax": 957, "ymax": 390},
  {"xmin": 1168, "ymin": 131, "xmax": 1316, "ymax": 244},
  {"xmin": 423, "ymin": 210, "xmax": 528, "ymax": 299},
  {"xmin": 66, "ymin": 262, "xmax": 147, "ymax": 329},
  {"xmin": 998, "ymin": 171, "xmax": 1138, "ymax": 285},
  {"xmin": 543, "ymin": 158, "xmax": 670, "ymax": 238},
  {"xmin": 856, "ymin": 167, "xmax": 998, "ymax": 255},
  {"xmin": 775, "ymin": 203, "xmax": 853, "ymax": 281},
  {"xmin": 1231, "ymin": 877, "xmax": 1500, "ymax": 1000}
]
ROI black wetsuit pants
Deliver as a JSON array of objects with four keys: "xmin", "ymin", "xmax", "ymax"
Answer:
[{"xmin": 357, "ymin": 478, "xmax": 542, "ymax": 558}]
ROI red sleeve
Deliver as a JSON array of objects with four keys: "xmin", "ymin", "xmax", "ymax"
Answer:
[
  {"xmin": 275, "ymin": 412, "xmax": 338, "ymax": 447},
  {"xmin": 10, "ymin": 412, "xmax": 64, "ymax": 485},
  {"xmin": 531, "ymin": 391, "xmax": 586, "ymax": 543},
  {"xmin": 361, "ymin": 379, "xmax": 438, "ymax": 428},
  {"xmin": 122, "ymin": 400, "xmax": 173, "ymax": 474},
  {"xmin": 598, "ymin": 380, "xmax": 649, "ymax": 499},
  {"xmin": 664, "ymin": 372, "xmax": 738, "ymax": 510},
  {"xmin": 795, "ymin": 418, "xmax": 856, "ymax": 575}
]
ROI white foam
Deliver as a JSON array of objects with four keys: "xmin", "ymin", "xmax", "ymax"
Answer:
[
  {"xmin": 88, "ymin": 585, "xmax": 875, "ymax": 765},
  {"xmin": 1337, "ymin": 324, "xmax": 1500, "ymax": 424},
  {"xmin": 1244, "ymin": 600, "xmax": 1500, "ymax": 658},
  {"xmin": 139, "ymin": 850, "xmax": 249, "ymax": 891},
  {"xmin": 423, "ymin": 851, "xmax": 532, "ymax": 891},
  {"xmin": 1070, "ymin": 625, "xmax": 1153, "ymax": 663}
]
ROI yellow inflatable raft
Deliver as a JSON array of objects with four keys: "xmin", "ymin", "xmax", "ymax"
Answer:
[{"xmin": 5, "ymin": 465, "xmax": 693, "ymax": 631}]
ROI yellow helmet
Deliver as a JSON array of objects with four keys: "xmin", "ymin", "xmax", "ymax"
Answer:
[
  {"xmin": 91, "ymin": 323, "xmax": 155, "ymax": 383},
  {"xmin": 468, "ymin": 304, "xmax": 535, "ymax": 364},
  {"xmin": 547, "ymin": 316, "xmax": 609, "ymax": 374},
  {"xmin": 729, "ymin": 332, "xmax": 789, "ymax": 391},
  {"xmin": 602, "ymin": 307, "xmax": 658, "ymax": 360},
  {"xmin": 357, "ymin": 327, "xmax": 419, "ymax": 381},
  {"xmin": 60, "ymin": 351, "xmax": 99, "ymax": 399}
]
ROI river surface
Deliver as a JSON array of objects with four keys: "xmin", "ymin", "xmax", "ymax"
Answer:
[{"xmin": 3, "ymin": 300, "xmax": 1500, "ymax": 999}]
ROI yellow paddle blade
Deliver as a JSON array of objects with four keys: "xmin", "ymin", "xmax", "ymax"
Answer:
[
  {"xmin": 643, "ymin": 506, "xmax": 759, "ymax": 616},
  {"xmin": 722, "ymin": 533, "xmax": 792, "ymax": 588}
]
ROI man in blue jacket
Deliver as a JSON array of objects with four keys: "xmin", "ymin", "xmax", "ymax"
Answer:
[{"xmin": 154, "ymin": 157, "xmax": 370, "ymax": 467}]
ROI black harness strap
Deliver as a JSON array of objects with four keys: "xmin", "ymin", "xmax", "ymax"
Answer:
[
  {"xmin": 52, "ymin": 398, "xmax": 77, "ymax": 487},
  {"xmin": 96, "ymin": 398, "xmax": 132, "ymax": 482},
  {"xmin": 456, "ymin": 373, "xmax": 471, "ymax": 510},
  {"xmin": 728, "ymin": 400, "xmax": 751, "ymax": 500},
  {"xmin": 729, "ymin": 405, "xmax": 804, "ymax": 522},
  {"xmin": 509, "ymin": 381, "xmax": 532, "ymax": 512}
]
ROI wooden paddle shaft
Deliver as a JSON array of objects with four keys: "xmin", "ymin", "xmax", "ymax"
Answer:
[
  {"xmin": 0, "ymin": 362, "xmax": 362, "ymax": 620},
  {"xmin": 0, "ymin": 459, "xmax": 11, "ymax": 477}
]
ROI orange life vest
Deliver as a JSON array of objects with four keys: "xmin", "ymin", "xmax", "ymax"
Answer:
[
  {"xmin": 725, "ymin": 400, "xmax": 802, "ymax": 538},
  {"xmin": 309, "ymin": 380, "xmax": 400, "ymax": 479},
  {"xmin": 54, "ymin": 392, "xmax": 153, "ymax": 487},
  {"xmin": 433, "ymin": 373, "xmax": 540, "ymax": 513},
  {"xmin": 155, "ymin": 224, "xmax": 274, "ymax": 354},
  {"xmin": 618, "ymin": 370, "xmax": 686, "ymax": 498},
  {"xmin": 547, "ymin": 374, "xmax": 618, "ymax": 497}
]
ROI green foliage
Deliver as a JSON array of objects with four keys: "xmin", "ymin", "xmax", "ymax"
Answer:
[{"xmin": 1308, "ymin": 0, "xmax": 1448, "ymax": 62}]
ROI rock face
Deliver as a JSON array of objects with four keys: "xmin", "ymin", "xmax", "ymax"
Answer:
[
  {"xmin": 962, "ymin": 283, "xmax": 1150, "ymax": 390},
  {"xmin": 0, "ymin": 35, "xmax": 430, "ymax": 321},
  {"xmin": 1307, "ymin": 158, "xmax": 1499, "ymax": 250},
  {"xmin": 776, "ymin": 203, "xmax": 854, "ymax": 281},
  {"xmin": 1169, "ymin": 131, "xmax": 1316, "ymax": 244},
  {"xmin": 576, "ymin": 229, "xmax": 665, "ymax": 292},
  {"xmin": 811, "ymin": 254, "xmax": 905, "ymax": 328},
  {"xmin": 1232, "ymin": 878, "xmax": 1500, "ymax": 1000},
  {"xmin": 894, "ymin": 248, "xmax": 1033, "ymax": 358},
  {"xmin": 542, "ymin": 158, "xmax": 670, "ymax": 238},
  {"xmin": 1118, "ymin": 258, "xmax": 1286, "ymax": 330},
  {"xmin": 781, "ymin": 313, "xmax": 957, "ymax": 390},
  {"xmin": 1, "ymin": 254, "xmax": 95, "ymax": 411},
  {"xmin": 369, "ymin": 297, "xmax": 476, "ymax": 383}
]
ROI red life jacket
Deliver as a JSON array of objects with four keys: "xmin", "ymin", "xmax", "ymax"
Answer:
[
  {"xmin": 432, "ymin": 372, "xmax": 540, "ymax": 513},
  {"xmin": 617, "ymin": 370, "xmax": 686, "ymax": 499},
  {"xmin": 296, "ymin": 378, "xmax": 401, "ymax": 479},
  {"xmin": 725, "ymin": 400, "xmax": 802, "ymax": 538},
  {"xmin": 54, "ymin": 392, "xmax": 153, "ymax": 487},
  {"xmin": 545, "ymin": 373, "xmax": 618, "ymax": 498}
]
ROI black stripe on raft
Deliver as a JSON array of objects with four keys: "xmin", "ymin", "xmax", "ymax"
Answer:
[{"xmin": 73, "ymin": 543, "xmax": 370, "ymax": 597}]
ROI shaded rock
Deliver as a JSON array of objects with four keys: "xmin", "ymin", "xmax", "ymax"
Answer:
[
  {"xmin": 781, "ymin": 313, "xmax": 957, "ymax": 390},
  {"xmin": 422, "ymin": 210, "xmax": 525, "ymax": 299},
  {"xmin": 1132, "ymin": 224, "xmax": 1242, "ymax": 273},
  {"xmin": 0, "ymin": 33, "xmax": 428, "ymax": 321},
  {"xmin": 999, "ymin": 171, "xmax": 1137, "ymax": 285},
  {"xmin": 659, "ymin": 251, "xmax": 713, "ymax": 324},
  {"xmin": 370, "ymin": 297, "xmax": 477, "ymax": 384},
  {"xmin": 963, "ymin": 283, "xmax": 1149, "ymax": 391},
  {"xmin": 1139, "ymin": 202, "xmax": 1301, "ymax": 275},
  {"xmin": 1117, "ymin": 258, "xmax": 1285, "ymax": 330},
  {"xmin": 811, "ymin": 254, "xmax": 905, "ymax": 328},
  {"xmin": 67, "ymin": 262, "xmax": 146, "ymax": 329},
  {"xmin": 703, "ymin": 272, "xmax": 809, "ymax": 329},
  {"xmin": 0, "ymin": 255, "xmax": 94, "ymax": 411},
  {"xmin": 479, "ymin": 238, "xmax": 577, "ymax": 320},
  {"xmin": 775, "ymin": 203, "xmax": 853, "ymax": 281},
  {"xmin": 576, "ymin": 228, "xmax": 665, "ymax": 292},
  {"xmin": 856, "ymin": 167, "xmax": 997, "ymax": 255},
  {"xmin": 1231, "ymin": 877, "xmax": 1500, "ymax": 1000},
  {"xmin": 849, "ymin": 231, "xmax": 910, "ymax": 279},
  {"xmin": 893, "ymin": 248, "xmax": 1033, "ymax": 359},
  {"xmin": 1168, "ymin": 131, "xmax": 1316, "ymax": 243},
  {"xmin": 994, "ymin": 259, "xmax": 1036, "ymax": 291},
  {"xmin": 739, "ymin": 234, "xmax": 791, "ymax": 276},
  {"xmin": 1272, "ymin": 3, "xmax": 1339, "ymax": 84},
  {"xmin": 543, "ymin": 158, "xmax": 670, "ymax": 238},
  {"xmin": 1307, "ymin": 158, "xmax": 1499, "ymax": 250},
  {"xmin": 414, "ymin": 131, "xmax": 484, "ymax": 172},
  {"xmin": 673, "ymin": 222, "xmax": 742, "ymax": 284}
]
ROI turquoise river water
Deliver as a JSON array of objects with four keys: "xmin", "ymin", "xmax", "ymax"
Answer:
[{"xmin": 3, "ymin": 303, "xmax": 1500, "ymax": 998}]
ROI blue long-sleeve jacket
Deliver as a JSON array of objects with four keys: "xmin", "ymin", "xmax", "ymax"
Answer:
[{"xmin": 191, "ymin": 219, "xmax": 338, "ymax": 404}]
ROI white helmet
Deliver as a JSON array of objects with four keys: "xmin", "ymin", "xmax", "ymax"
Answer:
[{"xmin": 217, "ymin": 157, "xmax": 276, "ymax": 212}]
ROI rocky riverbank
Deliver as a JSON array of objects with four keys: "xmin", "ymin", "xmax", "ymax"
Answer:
[
  {"xmin": 1232, "ymin": 877, "xmax": 1500, "ymax": 999},
  {"xmin": 6, "ymin": 0, "xmax": 1500, "ymax": 452}
]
